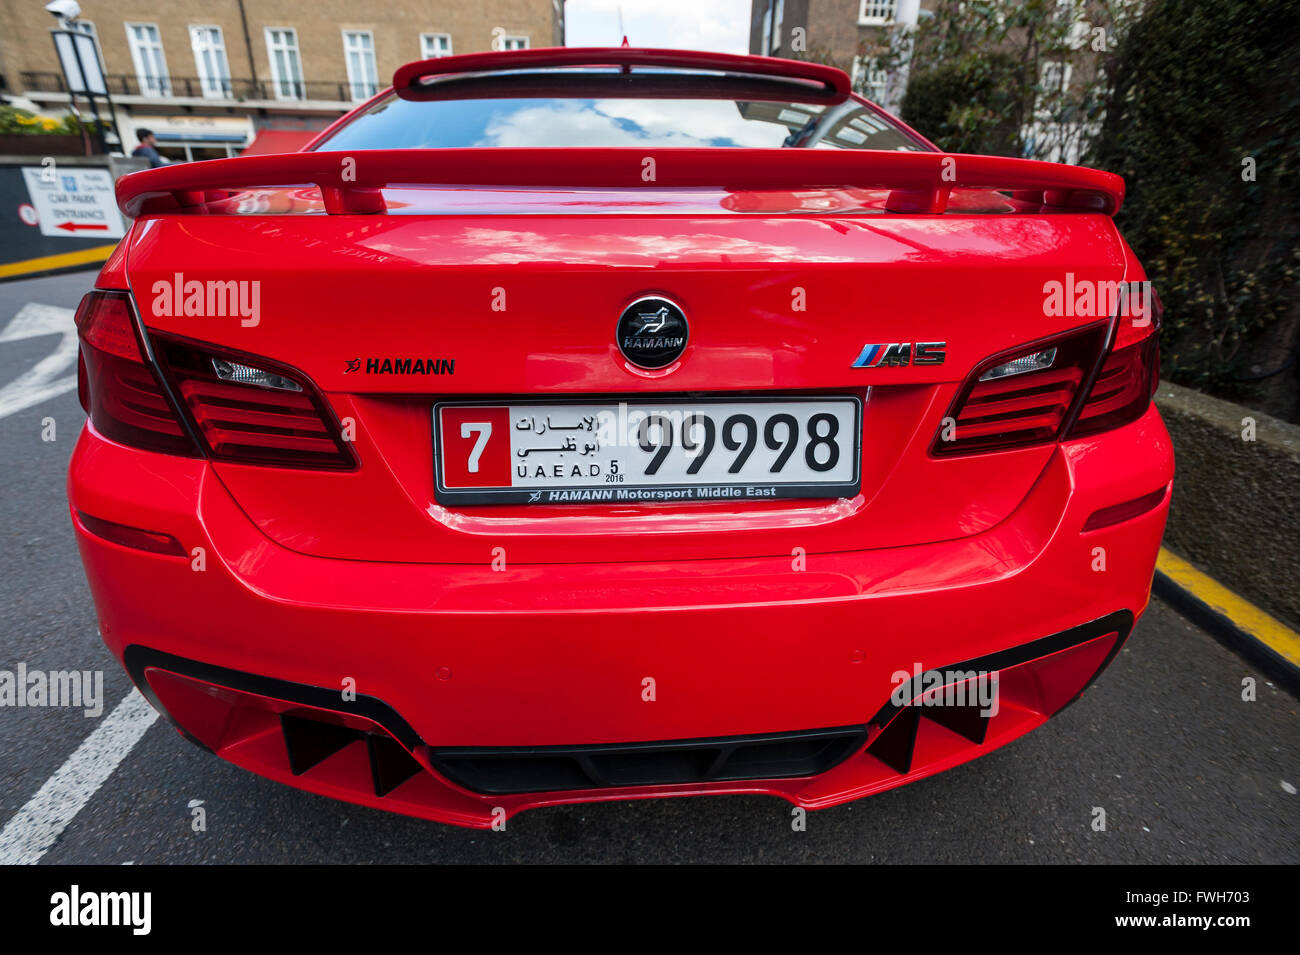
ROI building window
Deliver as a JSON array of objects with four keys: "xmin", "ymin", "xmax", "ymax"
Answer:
[
  {"xmin": 71, "ymin": 20, "xmax": 105, "ymax": 60},
  {"xmin": 343, "ymin": 30, "xmax": 379, "ymax": 101},
  {"xmin": 500, "ymin": 35, "xmax": 529, "ymax": 50},
  {"xmin": 265, "ymin": 28, "xmax": 303, "ymax": 100},
  {"xmin": 125, "ymin": 23, "xmax": 169, "ymax": 96},
  {"xmin": 858, "ymin": 0, "xmax": 898, "ymax": 25},
  {"xmin": 190, "ymin": 26, "xmax": 232, "ymax": 98},
  {"xmin": 1040, "ymin": 60, "xmax": 1072, "ymax": 93},
  {"xmin": 421, "ymin": 33, "xmax": 452, "ymax": 58},
  {"xmin": 852, "ymin": 56, "xmax": 888, "ymax": 103}
]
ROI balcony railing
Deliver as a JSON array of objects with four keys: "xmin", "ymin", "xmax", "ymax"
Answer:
[{"xmin": 20, "ymin": 71, "xmax": 371, "ymax": 103}]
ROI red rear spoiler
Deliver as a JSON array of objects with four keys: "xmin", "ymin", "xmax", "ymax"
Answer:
[
  {"xmin": 116, "ymin": 148, "xmax": 1125, "ymax": 218},
  {"xmin": 392, "ymin": 46, "xmax": 852, "ymax": 96}
]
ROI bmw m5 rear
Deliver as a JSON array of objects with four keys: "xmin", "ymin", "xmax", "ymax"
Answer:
[{"xmin": 68, "ymin": 47, "xmax": 1173, "ymax": 827}]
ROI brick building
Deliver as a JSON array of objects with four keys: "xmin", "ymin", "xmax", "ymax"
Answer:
[
  {"xmin": 749, "ymin": 0, "xmax": 927, "ymax": 113},
  {"xmin": 0, "ymin": 0, "xmax": 563, "ymax": 160}
]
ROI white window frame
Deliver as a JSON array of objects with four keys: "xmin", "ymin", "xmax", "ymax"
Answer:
[
  {"xmin": 264, "ymin": 27, "xmax": 303, "ymax": 101},
  {"xmin": 858, "ymin": 0, "xmax": 898, "ymax": 26},
  {"xmin": 1040, "ymin": 60, "xmax": 1073, "ymax": 94},
  {"xmin": 189, "ymin": 25, "xmax": 232, "ymax": 99},
  {"xmin": 342, "ymin": 29, "xmax": 379, "ymax": 101},
  {"xmin": 851, "ymin": 56, "xmax": 888, "ymax": 103},
  {"xmin": 500, "ymin": 35, "xmax": 529, "ymax": 50},
  {"xmin": 420, "ymin": 33, "xmax": 452, "ymax": 59},
  {"xmin": 125, "ymin": 22, "xmax": 170, "ymax": 97}
]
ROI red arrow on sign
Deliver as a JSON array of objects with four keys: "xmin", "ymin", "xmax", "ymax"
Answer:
[{"xmin": 56, "ymin": 221, "xmax": 109, "ymax": 232}]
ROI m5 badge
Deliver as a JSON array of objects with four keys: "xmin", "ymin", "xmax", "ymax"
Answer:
[{"xmin": 851, "ymin": 342, "xmax": 946, "ymax": 368}]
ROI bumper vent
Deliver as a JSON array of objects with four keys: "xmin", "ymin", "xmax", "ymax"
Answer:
[
  {"xmin": 865, "ymin": 700, "xmax": 992, "ymax": 774},
  {"xmin": 430, "ymin": 726, "xmax": 869, "ymax": 795},
  {"xmin": 280, "ymin": 714, "xmax": 423, "ymax": 797}
]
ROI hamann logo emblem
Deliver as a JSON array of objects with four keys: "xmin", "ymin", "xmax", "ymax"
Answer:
[
  {"xmin": 346, "ymin": 357, "xmax": 455, "ymax": 374},
  {"xmin": 851, "ymin": 342, "xmax": 946, "ymax": 368},
  {"xmin": 617, "ymin": 296, "xmax": 689, "ymax": 369}
]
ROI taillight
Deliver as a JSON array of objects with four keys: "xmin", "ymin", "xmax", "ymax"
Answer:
[
  {"xmin": 932, "ymin": 322, "xmax": 1109, "ymax": 455},
  {"xmin": 934, "ymin": 285, "xmax": 1163, "ymax": 455},
  {"xmin": 1066, "ymin": 291, "xmax": 1162, "ymax": 438},
  {"xmin": 151, "ymin": 335, "xmax": 356, "ymax": 470},
  {"xmin": 74, "ymin": 291, "xmax": 198, "ymax": 456}
]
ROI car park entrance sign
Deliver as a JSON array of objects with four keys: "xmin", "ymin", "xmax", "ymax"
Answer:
[{"xmin": 20, "ymin": 167, "xmax": 124, "ymax": 239}]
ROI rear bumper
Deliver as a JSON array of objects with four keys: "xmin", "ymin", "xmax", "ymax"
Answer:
[{"xmin": 68, "ymin": 405, "xmax": 1173, "ymax": 827}]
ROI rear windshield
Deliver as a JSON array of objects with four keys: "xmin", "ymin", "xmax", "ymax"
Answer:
[{"xmin": 315, "ymin": 71, "xmax": 929, "ymax": 152}]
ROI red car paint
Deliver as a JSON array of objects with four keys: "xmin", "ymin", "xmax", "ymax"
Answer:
[{"xmin": 69, "ymin": 48, "xmax": 1172, "ymax": 828}]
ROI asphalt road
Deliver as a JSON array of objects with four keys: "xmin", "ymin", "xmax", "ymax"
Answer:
[{"xmin": 0, "ymin": 269, "xmax": 1296, "ymax": 864}]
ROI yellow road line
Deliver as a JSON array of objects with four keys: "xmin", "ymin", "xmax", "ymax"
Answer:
[
  {"xmin": 1158, "ymin": 547, "xmax": 1300, "ymax": 669},
  {"xmin": 0, "ymin": 244, "xmax": 117, "ymax": 279}
]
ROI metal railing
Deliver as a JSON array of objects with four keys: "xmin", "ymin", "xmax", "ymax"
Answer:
[{"xmin": 19, "ymin": 71, "xmax": 373, "ymax": 103}]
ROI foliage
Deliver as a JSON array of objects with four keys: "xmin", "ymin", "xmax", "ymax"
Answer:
[
  {"xmin": 789, "ymin": 1, "xmax": 1297, "ymax": 415},
  {"xmin": 900, "ymin": 52, "xmax": 1025, "ymax": 154},
  {"xmin": 1090, "ymin": 0, "xmax": 1300, "ymax": 417},
  {"xmin": 899, "ymin": 0, "xmax": 1137, "ymax": 161},
  {"xmin": 0, "ymin": 105, "xmax": 88, "ymax": 135}
]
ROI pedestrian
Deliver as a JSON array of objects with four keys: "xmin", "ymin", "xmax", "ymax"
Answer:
[{"xmin": 131, "ymin": 128, "xmax": 168, "ymax": 168}]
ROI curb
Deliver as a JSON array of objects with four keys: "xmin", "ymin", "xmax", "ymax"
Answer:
[{"xmin": 1153, "ymin": 548, "xmax": 1300, "ymax": 698}]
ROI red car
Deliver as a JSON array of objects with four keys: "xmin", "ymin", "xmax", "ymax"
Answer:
[{"xmin": 69, "ymin": 47, "xmax": 1172, "ymax": 828}]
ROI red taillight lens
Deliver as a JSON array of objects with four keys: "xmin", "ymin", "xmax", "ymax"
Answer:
[
  {"xmin": 74, "ymin": 291, "xmax": 198, "ymax": 456},
  {"xmin": 151, "ymin": 335, "xmax": 356, "ymax": 470},
  {"xmin": 932, "ymin": 322, "xmax": 1109, "ymax": 456},
  {"xmin": 1066, "ymin": 289, "xmax": 1162, "ymax": 438},
  {"xmin": 1066, "ymin": 334, "xmax": 1159, "ymax": 437}
]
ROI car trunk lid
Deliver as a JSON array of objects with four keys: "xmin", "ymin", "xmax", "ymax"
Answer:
[{"xmin": 120, "ymin": 149, "xmax": 1127, "ymax": 564}]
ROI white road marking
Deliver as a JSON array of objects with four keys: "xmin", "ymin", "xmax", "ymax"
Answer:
[
  {"xmin": 0, "ymin": 690, "xmax": 158, "ymax": 864},
  {"xmin": 0, "ymin": 303, "xmax": 79, "ymax": 420}
]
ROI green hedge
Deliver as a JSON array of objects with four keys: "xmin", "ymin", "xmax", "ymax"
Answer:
[
  {"xmin": 1090, "ymin": 0, "xmax": 1300, "ymax": 419},
  {"xmin": 901, "ymin": 54, "xmax": 1026, "ymax": 156}
]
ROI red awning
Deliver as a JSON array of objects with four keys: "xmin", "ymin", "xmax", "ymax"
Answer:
[{"xmin": 240, "ymin": 130, "xmax": 318, "ymax": 156}]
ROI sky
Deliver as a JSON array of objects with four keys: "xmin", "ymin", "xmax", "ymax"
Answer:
[{"xmin": 564, "ymin": 0, "xmax": 752, "ymax": 55}]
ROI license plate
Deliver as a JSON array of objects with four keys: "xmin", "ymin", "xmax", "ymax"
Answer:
[{"xmin": 434, "ymin": 396, "xmax": 861, "ymax": 505}]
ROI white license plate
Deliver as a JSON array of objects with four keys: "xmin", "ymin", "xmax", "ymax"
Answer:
[{"xmin": 434, "ymin": 396, "xmax": 861, "ymax": 505}]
